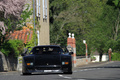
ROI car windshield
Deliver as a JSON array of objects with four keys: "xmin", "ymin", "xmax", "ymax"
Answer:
[{"xmin": 30, "ymin": 46, "xmax": 63, "ymax": 55}]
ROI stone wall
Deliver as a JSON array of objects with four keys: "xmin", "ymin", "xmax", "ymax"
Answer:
[
  {"xmin": 0, "ymin": 52, "xmax": 8, "ymax": 71},
  {"xmin": 6, "ymin": 55, "xmax": 17, "ymax": 71},
  {"xmin": 76, "ymin": 58, "xmax": 91, "ymax": 67},
  {"xmin": 0, "ymin": 52, "xmax": 18, "ymax": 72},
  {"xmin": 17, "ymin": 56, "xmax": 22, "ymax": 71}
]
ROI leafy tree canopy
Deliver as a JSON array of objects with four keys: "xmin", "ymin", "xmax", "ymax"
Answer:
[
  {"xmin": 50, "ymin": 0, "xmax": 120, "ymax": 58},
  {"xmin": 0, "ymin": 0, "xmax": 25, "ymax": 35}
]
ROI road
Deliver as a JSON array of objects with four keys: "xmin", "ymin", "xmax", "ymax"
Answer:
[{"xmin": 0, "ymin": 61, "xmax": 120, "ymax": 80}]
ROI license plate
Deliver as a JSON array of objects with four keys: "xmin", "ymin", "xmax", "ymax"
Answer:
[{"xmin": 44, "ymin": 70, "xmax": 52, "ymax": 72}]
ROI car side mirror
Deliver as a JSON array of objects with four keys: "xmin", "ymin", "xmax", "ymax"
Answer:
[{"xmin": 69, "ymin": 52, "xmax": 73, "ymax": 55}]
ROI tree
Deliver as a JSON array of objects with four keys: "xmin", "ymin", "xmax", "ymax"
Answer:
[
  {"xmin": 0, "ymin": 0, "xmax": 25, "ymax": 35},
  {"xmin": 50, "ymin": 0, "xmax": 105, "ymax": 55},
  {"xmin": 0, "ymin": 0, "xmax": 33, "ymax": 46},
  {"xmin": 50, "ymin": 0, "xmax": 120, "ymax": 61},
  {"xmin": 0, "ymin": 0, "xmax": 33, "ymax": 57},
  {"xmin": 107, "ymin": 0, "xmax": 120, "ymax": 40}
]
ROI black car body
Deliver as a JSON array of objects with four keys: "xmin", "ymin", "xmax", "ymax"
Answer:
[{"xmin": 21, "ymin": 45, "xmax": 73, "ymax": 75}]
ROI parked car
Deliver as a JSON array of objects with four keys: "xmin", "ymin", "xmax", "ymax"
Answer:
[{"xmin": 21, "ymin": 45, "xmax": 73, "ymax": 75}]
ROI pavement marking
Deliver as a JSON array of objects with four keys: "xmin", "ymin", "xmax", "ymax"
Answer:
[
  {"xmin": 58, "ymin": 68, "xmax": 102, "ymax": 79},
  {"xmin": 58, "ymin": 74, "xmax": 72, "ymax": 79},
  {"xmin": 58, "ymin": 68, "xmax": 101, "ymax": 80},
  {"xmin": 58, "ymin": 74, "xmax": 63, "ymax": 77},
  {"xmin": 58, "ymin": 74, "xmax": 87, "ymax": 80}
]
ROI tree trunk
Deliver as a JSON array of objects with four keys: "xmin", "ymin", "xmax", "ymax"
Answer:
[
  {"xmin": 113, "ymin": 9, "xmax": 120, "ymax": 40},
  {"xmin": 99, "ymin": 53, "xmax": 103, "ymax": 62}
]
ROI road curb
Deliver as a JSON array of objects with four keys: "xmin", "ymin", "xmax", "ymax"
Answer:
[{"xmin": 75, "ymin": 61, "xmax": 113, "ymax": 69}]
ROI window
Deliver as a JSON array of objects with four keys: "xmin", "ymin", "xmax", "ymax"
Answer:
[
  {"xmin": 32, "ymin": 46, "xmax": 63, "ymax": 55},
  {"xmin": 36, "ymin": 0, "xmax": 40, "ymax": 17},
  {"xmin": 43, "ymin": 0, "xmax": 47, "ymax": 20},
  {"xmin": 39, "ymin": 0, "xmax": 40, "ymax": 17}
]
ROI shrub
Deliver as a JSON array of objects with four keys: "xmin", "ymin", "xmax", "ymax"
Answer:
[
  {"xmin": 111, "ymin": 52, "xmax": 120, "ymax": 61},
  {"xmin": 90, "ymin": 53, "xmax": 96, "ymax": 61},
  {"xmin": 1, "ymin": 39, "xmax": 24, "ymax": 57}
]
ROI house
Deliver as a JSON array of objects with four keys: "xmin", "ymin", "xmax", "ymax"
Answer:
[
  {"xmin": 102, "ymin": 53, "xmax": 109, "ymax": 62},
  {"xmin": 92, "ymin": 51, "xmax": 108, "ymax": 62}
]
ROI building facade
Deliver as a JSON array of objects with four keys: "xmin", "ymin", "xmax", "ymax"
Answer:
[{"xmin": 26, "ymin": 0, "xmax": 50, "ymax": 45}]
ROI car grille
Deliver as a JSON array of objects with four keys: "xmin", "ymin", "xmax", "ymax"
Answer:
[{"xmin": 35, "ymin": 65, "xmax": 61, "ymax": 70}]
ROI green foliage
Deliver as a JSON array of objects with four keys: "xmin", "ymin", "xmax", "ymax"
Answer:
[
  {"xmin": 25, "ymin": 29, "xmax": 38, "ymax": 48},
  {"xmin": 0, "ymin": 3, "xmax": 37, "ymax": 58},
  {"xmin": 24, "ymin": 29, "xmax": 38, "ymax": 54},
  {"xmin": 0, "ymin": 4, "xmax": 32, "ymax": 33},
  {"xmin": 90, "ymin": 53, "xmax": 96, "ymax": 60},
  {"xmin": 112, "ymin": 52, "xmax": 120, "ymax": 61},
  {"xmin": 50, "ymin": 0, "xmax": 106, "ymax": 55},
  {"xmin": 19, "ymin": 4, "xmax": 33, "ymax": 26},
  {"xmin": 112, "ymin": 0, "xmax": 120, "ymax": 7},
  {"xmin": 50, "ymin": 0, "xmax": 120, "ymax": 58},
  {"xmin": 0, "ymin": 39, "xmax": 24, "ymax": 57},
  {"xmin": 0, "ymin": 3, "xmax": 33, "ymax": 48}
]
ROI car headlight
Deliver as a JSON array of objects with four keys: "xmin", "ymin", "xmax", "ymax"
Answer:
[
  {"xmin": 27, "ymin": 62, "xmax": 33, "ymax": 66},
  {"xmin": 62, "ymin": 62, "xmax": 69, "ymax": 65}
]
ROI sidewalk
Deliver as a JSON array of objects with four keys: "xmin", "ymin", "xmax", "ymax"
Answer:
[
  {"xmin": 0, "ymin": 71, "xmax": 20, "ymax": 75},
  {"xmin": 75, "ymin": 61, "xmax": 112, "ymax": 69}
]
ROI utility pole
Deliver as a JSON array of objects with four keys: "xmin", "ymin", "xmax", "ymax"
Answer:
[{"xmin": 33, "ymin": 0, "xmax": 36, "ymax": 45}]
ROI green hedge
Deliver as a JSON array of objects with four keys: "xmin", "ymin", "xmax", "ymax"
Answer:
[{"xmin": 112, "ymin": 52, "xmax": 120, "ymax": 61}]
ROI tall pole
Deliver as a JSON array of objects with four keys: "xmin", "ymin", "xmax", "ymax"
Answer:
[
  {"xmin": 83, "ymin": 40, "xmax": 88, "ymax": 64},
  {"xmin": 33, "ymin": 0, "xmax": 36, "ymax": 45},
  {"xmin": 85, "ymin": 43, "xmax": 88, "ymax": 64}
]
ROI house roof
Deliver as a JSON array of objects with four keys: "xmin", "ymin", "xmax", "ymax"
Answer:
[{"xmin": 6, "ymin": 28, "xmax": 33, "ymax": 44}]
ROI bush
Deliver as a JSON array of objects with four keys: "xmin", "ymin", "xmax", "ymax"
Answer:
[
  {"xmin": 111, "ymin": 52, "xmax": 120, "ymax": 61},
  {"xmin": 0, "ymin": 39, "xmax": 24, "ymax": 57},
  {"xmin": 90, "ymin": 53, "xmax": 96, "ymax": 61}
]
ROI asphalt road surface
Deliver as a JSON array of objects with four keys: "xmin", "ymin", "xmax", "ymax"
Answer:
[{"xmin": 0, "ymin": 61, "xmax": 120, "ymax": 80}]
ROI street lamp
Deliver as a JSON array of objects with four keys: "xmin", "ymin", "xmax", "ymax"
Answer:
[{"xmin": 83, "ymin": 40, "xmax": 88, "ymax": 64}]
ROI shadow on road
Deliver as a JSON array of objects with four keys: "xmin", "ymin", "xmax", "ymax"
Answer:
[{"xmin": 20, "ymin": 72, "xmax": 64, "ymax": 76}]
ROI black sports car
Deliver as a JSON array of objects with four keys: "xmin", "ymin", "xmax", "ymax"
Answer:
[{"xmin": 21, "ymin": 45, "xmax": 73, "ymax": 75}]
